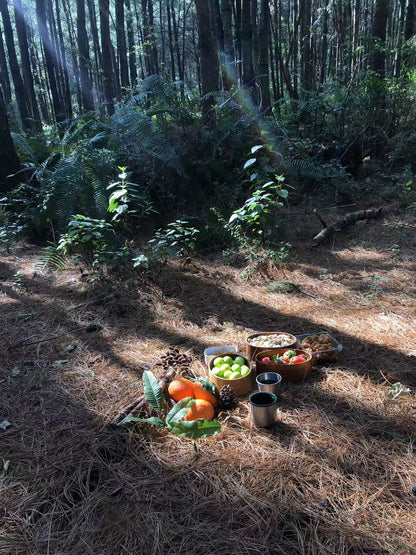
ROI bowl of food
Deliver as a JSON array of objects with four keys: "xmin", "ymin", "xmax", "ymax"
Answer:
[
  {"xmin": 296, "ymin": 331, "xmax": 342, "ymax": 363},
  {"xmin": 255, "ymin": 348, "xmax": 313, "ymax": 383},
  {"xmin": 246, "ymin": 332, "xmax": 297, "ymax": 361},
  {"xmin": 209, "ymin": 353, "xmax": 252, "ymax": 396}
]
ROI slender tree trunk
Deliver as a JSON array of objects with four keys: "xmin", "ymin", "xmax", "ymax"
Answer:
[
  {"xmin": 320, "ymin": 0, "xmax": 329, "ymax": 84},
  {"xmin": 126, "ymin": 0, "xmax": 138, "ymax": 86},
  {"xmin": 171, "ymin": 0, "xmax": 182, "ymax": 80},
  {"xmin": 116, "ymin": 0, "xmax": 129, "ymax": 89},
  {"xmin": 55, "ymin": 0, "xmax": 73, "ymax": 119},
  {"xmin": 0, "ymin": 0, "xmax": 30, "ymax": 128},
  {"xmin": 166, "ymin": 1, "xmax": 176, "ymax": 79},
  {"xmin": 99, "ymin": 0, "xmax": 115, "ymax": 114},
  {"xmin": 13, "ymin": 0, "xmax": 41, "ymax": 129},
  {"xmin": 195, "ymin": 0, "xmax": 219, "ymax": 120},
  {"xmin": 62, "ymin": 0, "xmax": 82, "ymax": 113},
  {"xmin": 87, "ymin": 0, "xmax": 102, "ymax": 102},
  {"xmin": 258, "ymin": 0, "xmax": 270, "ymax": 111},
  {"xmin": 372, "ymin": 0, "xmax": 390, "ymax": 76},
  {"xmin": 0, "ymin": 84, "xmax": 19, "ymax": 192},
  {"xmin": 0, "ymin": 18, "xmax": 12, "ymax": 103},
  {"xmin": 300, "ymin": 0, "xmax": 312, "ymax": 91},
  {"xmin": 241, "ymin": 0, "xmax": 255, "ymax": 94},
  {"xmin": 77, "ymin": 0, "xmax": 94, "ymax": 111},
  {"xmin": 405, "ymin": 0, "xmax": 415, "ymax": 39}
]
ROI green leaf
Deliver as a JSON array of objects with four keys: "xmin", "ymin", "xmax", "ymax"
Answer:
[
  {"xmin": 251, "ymin": 145, "xmax": 264, "ymax": 154},
  {"xmin": 0, "ymin": 421, "xmax": 11, "ymax": 430},
  {"xmin": 166, "ymin": 397, "xmax": 195, "ymax": 428},
  {"xmin": 197, "ymin": 378, "xmax": 219, "ymax": 399},
  {"xmin": 143, "ymin": 371, "xmax": 164, "ymax": 411},
  {"xmin": 118, "ymin": 416, "xmax": 166, "ymax": 428},
  {"xmin": 243, "ymin": 158, "xmax": 257, "ymax": 170},
  {"xmin": 229, "ymin": 213, "xmax": 240, "ymax": 224},
  {"xmin": 277, "ymin": 189, "xmax": 289, "ymax": 199},
  {"xmin": 169, "ymin": 419, "xmax": 221, "ymax": 439}
]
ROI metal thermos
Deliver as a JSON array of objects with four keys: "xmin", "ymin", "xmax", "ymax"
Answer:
[{"xmin": 249, "ymin": 392, "xmax": 278, "ymax": 427}]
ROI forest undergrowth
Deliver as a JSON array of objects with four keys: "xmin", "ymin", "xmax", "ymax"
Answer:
[{"xmin": 0, "ymin": 207, "xmax": 415, "ymax": 554}]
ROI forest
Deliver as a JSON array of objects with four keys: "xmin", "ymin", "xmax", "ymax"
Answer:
[{"xmin": 0, "ymin": 1, "xmax": 416, "ymax": 554}]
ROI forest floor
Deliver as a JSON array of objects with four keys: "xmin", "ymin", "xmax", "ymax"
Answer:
[{"xmin": 0, "ymin": 204, "xmax": 416, "ymax": 554}]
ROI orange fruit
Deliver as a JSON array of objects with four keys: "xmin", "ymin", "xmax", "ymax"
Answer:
[
  {"xmin": 168, "ymin": 378, "xmax": 194, "ymax": 402},
  {"xmin": 193, "ymin": 381, "xmax": 218, "ymax": 407},
  {"xmin": 183, "ymin": 399, "xmax": 215, "ymax": 421}
]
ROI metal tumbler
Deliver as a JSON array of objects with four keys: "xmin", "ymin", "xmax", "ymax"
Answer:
[
  {"xmin": 256, "ymin": 372, "xmax": 282, "ymax": 397},
  {"xmin": 249, "ymin": 392, "xmax": 278, "ymax": 427}
]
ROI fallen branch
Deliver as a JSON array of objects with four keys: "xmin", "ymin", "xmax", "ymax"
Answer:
[
  {"xmin": 312, "ymin": 205, "xmax": 395, "ymax": 245},
  {"xmin": 110, "ymin": 367, "xmax": 177, "ymax": 427}
]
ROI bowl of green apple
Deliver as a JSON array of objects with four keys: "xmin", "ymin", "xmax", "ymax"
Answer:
[{"xmin": 209, "ymin": 353, "xmax": 252, "ymax": 396}]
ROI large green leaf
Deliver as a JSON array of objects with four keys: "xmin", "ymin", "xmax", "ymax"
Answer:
[
  {"xmin": 244, "ymin": 158, "xmax": 257, "ymax": 170},
  {"xmin": 143, "ymin": 370, "xmax": 164, "ymax": 411},
  {"xmin": 169, "ymin": 419, "xmax": 221, "ymax": 439},
  {"xmin": 197, "ymin": 378, "xmax": 219, "ymax": 399},
  {"xmin": 118, "ymin": 416, "xmax": 166, "ymax": 428},
  {"xmin": 166, "ymin": 397, "xmax": 195, "ymax": 428}
]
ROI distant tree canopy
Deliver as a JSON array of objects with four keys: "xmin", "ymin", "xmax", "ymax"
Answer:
[{"xmin": 0, "ymin": 0, "xmax": 416, "ymax": 190}]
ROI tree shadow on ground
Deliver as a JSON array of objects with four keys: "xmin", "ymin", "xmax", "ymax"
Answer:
[{"xmin": 0, "ymin": 256, "xmax": 415, "ymax": 553}]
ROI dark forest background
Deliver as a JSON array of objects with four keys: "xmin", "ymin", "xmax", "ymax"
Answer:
[{"xmin": 0, "ymin": 0, "xmax": 415, "ymax": 271}]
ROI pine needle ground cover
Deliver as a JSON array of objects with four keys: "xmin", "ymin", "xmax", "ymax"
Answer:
[{"xmin": 0, "ymin": 212, "xmax": 416, "ymax": 554}]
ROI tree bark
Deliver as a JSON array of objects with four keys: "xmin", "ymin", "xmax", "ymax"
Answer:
[
  {"xmin": 0, "ymin": 0, "xmax": 30, "ymax": 128},
  {"xmin": 257, "ymin": 0, "xmax": 270, "ymax": 111},
  {"xmin": 36, "ymin": 0, "xmax": 65, "ymax": 122},
  {"xmin": 126, "ymin": 0, "xmax": 138, "ymax": 85},
  {"xmin": 195, "ymin": 0, "xmax": 219, "ymax": 120},
  {"xmin": 241, "ymin": 0, "xmax": 255, "ymax": 94},
  {"xmin": 372, "ymin": 0, "xmax": 390, "ymax": 76},
  {"xmin": 116, "ymin": 0, "xmax": 129, "ymax": 89},
  {"xmin": 0, "ymin": 17, "xmax": 11, "ymax": 103},
  {"xmin": 77, "ymin": 0, "xmax": 94, "ymax": 111},
  {"xmin": 13, "ymin": 0, "xmax": 41, "ymax": 129},
  {"xmin": 0, "ymin": 84, "xmax": 19, "ymax": 192},
  {"xmin": 99, "ymin": 0, "xmax": 115, "ymax": 115}
]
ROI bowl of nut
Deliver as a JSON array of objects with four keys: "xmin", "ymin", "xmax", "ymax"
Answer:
[
  {"xmin": 296, "ymin": 331, "xmax": 342, "ymax": 363},
  {"xmin": 246, "ymin": 332, "xmax": 297, "ymax": 362}
]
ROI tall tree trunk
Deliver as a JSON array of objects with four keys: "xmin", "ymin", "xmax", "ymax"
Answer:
[
  {"xmin": 300, "ymin": 0, "xmax": 312, "ymax": 91},
  {"xmin": 195, "ymin": 0, "xmax": 219, "ymax": 120},
  {"xmin": 54, "ymin": 0, "xmax": 73, "ymax": 119},
  {"xmin": 116, "ymin": 0, "xmax": 129, "ymax": 89},
  {"xmin": 36, "ymin": 0, "xmax": 65, "ymax": 122},
  {"xmin": 0, "ymin": 84, "xmax": 19, "ymax": 192},
  {"xmin": 372, "ymin": 0, "xmax": 390, "ymax": 76},
  {"xmin": 241, "ymin": 0, "xmax": 255, "ymax": 94},
  {"xmin": 13, "ymin": 0, "xmax": 41, "ymax": 130},
  {"xmin": 126, "ymin": 0, "xmax": 138, "ymax": 85},
  {"xmin": 87, "ymin": 0, "xmax": 103, "ymax": 102},
  {"xmin": 257, "ymin": 0, "xmax": 270, "ymax": 111},
  {"xmin": 0, "ymin": 0, "xmax": 30, "ymax": 128},
  {"xmin": 77, "ymin": 0, "xmax": 94, "ymax": 111},
  {"xmin": 320, "ymin": 0, "xmax": 329, "ymax": 84},
  {"xmin": 166, "ymin": 1, "xmax": 176, "ymax": 79},
  {"xmin": 0, "ymin": 19, "xmax": 12, "ymax": 104},
  {"xmin": 405, "ymin": 0, "xmax": 415, "ymax": 39},
  {"xmin": 62, "ymin": 0, "xmax": 82, "ymax": 113},
  {"xmin": 171, "ymin": 0, "xmax": 182, "ymax": 80},
  {"xmin": 99, "ymin": 0, "xmax": 115, "ymax": 114}
]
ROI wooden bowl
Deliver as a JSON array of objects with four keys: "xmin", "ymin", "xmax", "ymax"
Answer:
[
  {"xmin": 255, "ymin": 348, "xmax": 313, "ymax": 383},
  {"xmin": 246, "ymin": 332, "xmax": 297, "ymax": 361},
  {"xmin": 208, "ymin": 353, "xmax": 252, "ymax": 396}
]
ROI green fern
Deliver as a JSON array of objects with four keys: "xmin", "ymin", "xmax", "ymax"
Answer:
[{"xmin": 36, "ymin": 244, "xmax": 68, "ymax": 271}]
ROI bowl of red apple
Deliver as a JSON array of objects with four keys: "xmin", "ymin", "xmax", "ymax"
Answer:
[{"xmin": 255, "ymin": 348, "xmax": 313, "ymax": 383}]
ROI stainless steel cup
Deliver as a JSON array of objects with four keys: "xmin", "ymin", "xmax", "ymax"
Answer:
[
  {"xmin": 249, "ymin": 392, "xmax": 278, "ymax": 427},
  {"xmin": 256, "ymin": 372, "xmax": 282, "ymax": 397}
]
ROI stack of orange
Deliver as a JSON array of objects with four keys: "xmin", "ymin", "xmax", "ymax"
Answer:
[{"xmin": 167, "ymin": 378, "xmax": 217, "ymax": 421}]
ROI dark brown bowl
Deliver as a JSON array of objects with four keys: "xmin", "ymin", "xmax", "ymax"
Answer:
[
  {"xmin": 255, "ymin": 348, "xmax": 313, "ymax": 383},
  {"xmin": 246, "ymin": 332, "xmax": 297, "ymax": 361}
]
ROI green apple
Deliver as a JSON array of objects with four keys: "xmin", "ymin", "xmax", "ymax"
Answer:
[
  {"xmin": 220, "ymin": 364, "xmax": 232, "ymax": 373},
  {"xmin": 212, "ymin": 367, "xmax": 224, "ymax": 377},
  {"xmin": 213, "ymin": 357, "xmax": 224, "ymax": 368},
  {"xmin": 234, "ymin": 356, "xmax": 246, "ymax": 366},
  {"xmin": 223, "ymin": 370, "xmax": 233, "ymax": 379},
  {"xmin": 230, "ymin": 371, "xmax": 241, "ymax": 380},
  {"xmin": 223, "ymin": 355, "xmax": 233, "ymax": 365},
  {"xmin": 231, "ymin": 363, "xmax": 241, "ymax": 372},
  {"xmin": 240, "ymin": 365, "xmax": 250, "ymax": 377}
]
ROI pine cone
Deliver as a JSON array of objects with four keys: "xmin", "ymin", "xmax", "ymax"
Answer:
[{"xmin": 219, "ymin": 385, "xmax": 238, "ymax": 410}]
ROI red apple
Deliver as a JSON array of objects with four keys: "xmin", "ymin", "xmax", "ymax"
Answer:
[{"xmin": 262, "ymin": 357, "xmax": 272, "ymax": 364}]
